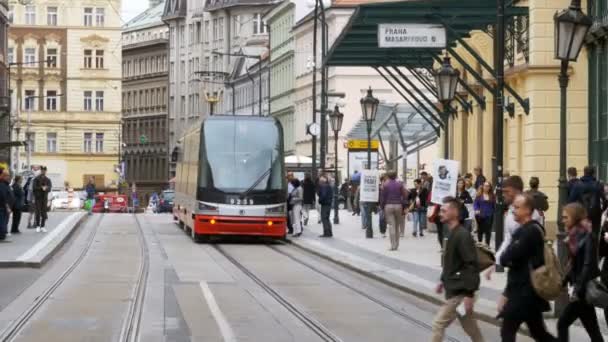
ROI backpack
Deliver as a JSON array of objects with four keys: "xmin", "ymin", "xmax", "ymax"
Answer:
[
  {"xmin": 580, "ymin": 185, "xmax": 601, "ymax": 218},
  {"xmin": 529, "ymin": 224, "xmax": 563, "ymax": 301}
]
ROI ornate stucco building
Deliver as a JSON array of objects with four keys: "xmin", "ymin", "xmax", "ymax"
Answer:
[
  {"xmin": 0, "ymin": 0, "xmax": 9, "ymax": 170},
  {"xmin": 122, "ymin": 0, "xmax": 170, "ymax": 202},
  {"xmin": 8, "ymin": 0, "xmax": 122, "ymax": 190}
]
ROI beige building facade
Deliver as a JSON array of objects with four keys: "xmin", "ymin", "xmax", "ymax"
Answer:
[
  {"xmin": 8, "ymin": 0, "xmax": 122, "ymax": 190},
  {"xmin": 447, "ymin": 0, "xmax": 589, "ymax": 228}
]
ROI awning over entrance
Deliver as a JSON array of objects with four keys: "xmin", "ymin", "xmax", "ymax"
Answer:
[
  {"xmin": 347, "ymin": 103, "xmax": 438, "ymax": 158},
  {"xmin": 325, "ymin": 0, "xmax": 528, "ymax": 68}
]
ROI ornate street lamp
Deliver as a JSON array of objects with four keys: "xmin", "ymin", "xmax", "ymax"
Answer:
[
  {"xmin": 554, "ymin": 0, "xmax": 592, "ymax": 316},
  {"xmin": 433, "ymin": 56, "xmax": 460, "ymax": 159},
  {"xmin": 360, "ymin": 87, "xmax": 379, "ymax": 239},
  {"xmin": 329, "ymin": 105, "xmax": 344, "ymax": 225}
]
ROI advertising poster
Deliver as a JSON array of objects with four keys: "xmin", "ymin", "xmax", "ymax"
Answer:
[
  {"xmin": 348, "ymin": 151, "xmax": 379, "ymax": 177},
  {"xmin": 430, "ymin": 159, "xmax": 460, "ymax": 204},
  {"xmin": 360, "ymin": 170, "xmax": 379, "ymax": 203}
]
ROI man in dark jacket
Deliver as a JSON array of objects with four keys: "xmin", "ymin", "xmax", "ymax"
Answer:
[
  {"xmin": 432, "ymin": 197, "xmax": 483, "ymax": 342},
  {"xmin": 33, "ymin": 166, "xmax": 52, "ymax": 233},
  {"xmin": 10, "ymin": 175, "xmax": 25, "ymax": 234},
  {"xmin": 85, "ymin": 178, "xmax": 96, "ymax": 216},
  {"xmin": 569, "ymin": 166, "xmax": 606, "ymax": 234},
  {"xmin": 317, "ymin": 175, "xmax": 333, "ymax": 238},
  {"xmin": 567, "ymin": 167, "xmax": 579, "ymax": 198},
  {"xmin": 0, "ymin": 167, "xmax": 15, "ymax": 242}
]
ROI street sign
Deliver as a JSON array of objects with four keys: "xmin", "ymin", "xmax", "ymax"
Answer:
[
  {"xmin": 347, "ymin": 139, "xmax": 379, "ymax": 150},
  {"xmin": 378, "ymin": 23, "xmax": 446, "ymax": 48},
  {"xmin": 139, "ymin": 135, "xmax": 148, "ymax": 144}
]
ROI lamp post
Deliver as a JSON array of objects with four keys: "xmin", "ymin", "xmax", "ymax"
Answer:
[
  {"xmin": 554, "ymin": 0, "xmax": 592, "ymax": 316},
  {"xmin": 433, "ymin": 56, "xmax": 460, "ymax": 159},
  {"xmin": 329, "ymin": 104, "xmax": 344, "ymax": 225},
  {"xmin": 360, "ymin": 87, "xmax": 379, "ymax": 239}
]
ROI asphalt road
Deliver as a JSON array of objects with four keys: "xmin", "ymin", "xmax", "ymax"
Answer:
[{"xmin": 0, "ymin": 213, "xmax": 532, "ymax": 341}]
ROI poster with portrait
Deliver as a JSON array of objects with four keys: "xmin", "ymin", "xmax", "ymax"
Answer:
[
  {"xmin": 430, "ymin": 159, "xmax": 460, "ymax": 204},
  {"xmin": 359, "ymin": 170, "xmax": 379, "ymax": 203}
]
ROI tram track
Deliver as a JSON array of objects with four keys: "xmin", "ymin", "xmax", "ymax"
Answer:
[
  {"xmin": 213, "ymin": 245, "xmax": 344, "ymax": 342},
  {"xmin": 0, "ymin": 213, "xmax": 150, "ymax": 342}
]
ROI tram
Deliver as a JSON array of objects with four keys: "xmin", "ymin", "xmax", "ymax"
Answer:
[{"xmin": 173, "ymin": 115, "xmax": 287, "ymax": 241}]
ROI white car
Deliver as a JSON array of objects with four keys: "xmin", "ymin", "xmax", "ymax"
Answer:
[{"xmin": 50, "ymin": 191, "xmax": 82, "ymax": 210}]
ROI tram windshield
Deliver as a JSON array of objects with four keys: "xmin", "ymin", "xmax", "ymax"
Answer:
[{"xmin": 199, "ymin": 118, "xmax": 284, "ymax": 194}]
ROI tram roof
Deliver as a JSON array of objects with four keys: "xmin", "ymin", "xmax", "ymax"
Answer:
[
  {"xmin": 347, "ymin": 103, "xmax": 438, "ymax": 155},
  {"xmin": 325, "ymin": 0, "xmax": 528, "ymax": 68}
]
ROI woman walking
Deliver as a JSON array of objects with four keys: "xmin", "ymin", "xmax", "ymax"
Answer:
[
  {"xmin": 380, "ymin": 171, "xmax": 407, "ymax": 251},
  {"xmin": 474, "ymin": 181, "xmax": 495, "ymax": 245},
  {"xmin": 409, "ymin": 179, "xmax": 428, "ymax": 237},
  {"xmin": 499, "ymin": 194, "xmax": 556, "ymax": 342},
  {"xmin": 301, "ymin": 173, "xmax": 316, "ymax": 226},
  {"xmin": 457, "ymin": 178, "xmax": 474, "ymax": 231},
  {"xmin": 557, "ymin": 203, "xmax": 603, "ymax": 342},
  {"xmin": 289, "ymin": 178, "xmax": 304, "ymax": 237},
  {"xmin": 10, "ymin": 175, "xmax": 24, "ymax": 235}
]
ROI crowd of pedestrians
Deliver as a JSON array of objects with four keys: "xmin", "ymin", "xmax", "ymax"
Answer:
[{"xmin": 0, "ymin": 165, "xmax": 52, "ymax": 242}]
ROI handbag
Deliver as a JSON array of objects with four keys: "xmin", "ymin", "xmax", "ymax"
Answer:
[
  {"xmin": 586, "ymin": 279, "xmax": 608, "ymax": 309},
  {"xmin": 475, "ymin": 242, "xmax": 495, "ymax": 272},
  {"xmin": 427, "ymin": 205, "xmax": 439, "ymax": 221}
]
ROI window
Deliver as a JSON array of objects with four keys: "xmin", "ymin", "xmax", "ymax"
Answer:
[
  {"xmin": 179, "ymin": 25, "xmax": 185, "ymax": 47},
  {"xmin": 95, "ymin": 91, "xmax": 104, "ymax": 111},
  {"xmin": 196, "ymin": 21, "xmax": 202, "ymax": 43},
  {"xmin": 204, "ymin": 21, "xmax": 209, "ymax": 42},
  {"xmin": 213, "ymin": 19, "xmax": 217, "ymax": 40},
  {"xmin": 24, "ymin": 48, "xmax": 36, "ymax": 65},
  {"xmin": 95, "ymin": 50, "xmax": 104, "ymax": 69},
  {"xmin": 47, "ymin": 6, "xmax": 57, "ymax": 26},
  {"xmin": 233, "ymin": 15, "xmax": 241, "ymax": 37},
  {"xmin": 219, "ymin": 18, "xmax": 224, "ymax": 40},
  {"xmin": 84, "ymin": 8, "xmax": 93, "ymax": 26},
  {"xmin": 8, "ymin": 48, "xmax": 13, "ymax": 64},
  {"xmin": 46, "ymin": 90, "xmax": 57, "ymax": 111},
  {"xmin": 25, "ymin": 133, "xmax": 35, "ymax": 153},
  {"xmin": 253, "ymin": 13, "xmax": 266, "ymax": 34},
  {"xmin": 84, "ymin": 49, "xmax": 92, "ymax": 68},
  {"xmin": 46, "ymin": 133, "xmax": 57, "ymax": 153},
  {"xmin": 95, "ymin": 133, "xmax": 104, "ymax": 153},
  {"xmin": 84, "ymin": 133, "xmax": 92, "ymax": 153},
  {"xmin": 25, "ymin": 5, "xmax": 36, "ymax": 25},
  {"xmin": 84, "ymin": 91, "xmax": 92, "ymax": 111},
  {"xmin": 95, "ymin": 8, "xmax": 105, "ymax": 27},
  {"xmin": 46, "ymin": 48, "xmax": 57, "ymax": 68},
  {"xmin": 24, "ymin": 90, "xmax": 35, "ymax": 110}
]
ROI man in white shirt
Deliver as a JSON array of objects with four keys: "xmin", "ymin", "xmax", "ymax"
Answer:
[{"xmin": 487, "ymin": 175, "xmax": 542, "ymax": 279}]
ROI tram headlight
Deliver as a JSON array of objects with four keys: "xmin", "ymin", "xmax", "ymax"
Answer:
[
  {"xmin": 199, "ymin": 203, "xmax": 218, "ymax": 212},
  {"xmin": 265, "ymin": 205, "xmax": 285, "ymax": 215}
]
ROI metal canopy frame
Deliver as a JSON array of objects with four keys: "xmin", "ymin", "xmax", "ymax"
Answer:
[
  {"xmin": 347, "ymin": 103, "xmax": 439, "ymax": 162},
  {"xmin": 325, "ymin": 0, "xmax": 530, "ymax": 115}
]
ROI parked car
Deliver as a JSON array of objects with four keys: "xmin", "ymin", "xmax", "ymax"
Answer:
[{"xmin": 157, "ymin": 190, "xmax": 174, "ymax": 213}]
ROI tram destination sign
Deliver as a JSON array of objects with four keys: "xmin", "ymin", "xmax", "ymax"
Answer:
[{"xmin": 378, "ymin": 23, "xmax": 446, "ymax": 48}]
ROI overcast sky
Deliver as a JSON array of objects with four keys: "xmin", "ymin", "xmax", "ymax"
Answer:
[{"xmin": 122, "ymin": 0, "xmax": 151, "ymax": 23}]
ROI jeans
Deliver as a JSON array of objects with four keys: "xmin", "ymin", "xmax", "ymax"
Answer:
[
  {"xmin": 501, "ymin": 313, "xmax": 556, "ymax": 342},
  {"xmin": 412, "ymin": 210, "xmax": 425, "ymax": 235},
  {"xmin": 361, "ymin": 203, "xmax": 371, "ymax": 230},
  {"xmin": 431, "ymin": 295, "xmax": 484, "ymax": 342},
  {"xmin": 320, "ymin": 204, "xmax": 332, "ymax": 236},
  {"xmin": 558, "ymin": 300, "xmax": 603, "ymax": 342},
  {"xmin": 11, "ymin": 209, "xmax": 22, "ymax": 233}
]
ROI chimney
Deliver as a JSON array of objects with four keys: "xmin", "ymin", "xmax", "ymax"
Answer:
[{"xmin": 149, "ymin": 0, "xmax": 163, "ymax": 7}]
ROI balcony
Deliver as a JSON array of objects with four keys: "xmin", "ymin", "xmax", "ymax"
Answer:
[{"xmin": 204, "ymin": 0, "xmax": 279, "ymax": 11}]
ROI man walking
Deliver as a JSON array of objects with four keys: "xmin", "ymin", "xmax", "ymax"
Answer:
[
  {"xmin": 432, "ymin": 196, "xmax": 484, "ymax": 342},
  {"xmin": 380, "ymin": 171, "xmax": 407, "ymax": 251},
  {"xmin": 24, "ymin": 165, "xmax": 40, "ymax": 228},
  {"xmin": 569, "ymin": 166, "xmax": 606, "ymax": 235},
  {"xmin": 33, "ymin": 166, "xmax": 52, "ymax": 233},
  {"xmin": 301, "ymin": 173, "xmax": 316, "ymax": 226},
  {"xmin": 525, "ymin": 176, "xmax": 549, "ymax": 225},
  {"xmin": 317, "ymin": 175, "xmax": 333, "ymax": 237},
  {"xmin": 85, "ymin": 178, "xmax": 96, "ymax": 216},
  {"xmin": 567, "ymin": 167, "xmax": 579, "ymax": 197},
  {"xmin": 473, "ymin": 167, "xmax": 486, "ymax": 190}
]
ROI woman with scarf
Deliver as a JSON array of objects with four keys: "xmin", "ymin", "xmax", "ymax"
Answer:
[{"xmin": 557, "ymin": 203, "xmax": 603, "ymax": 342}]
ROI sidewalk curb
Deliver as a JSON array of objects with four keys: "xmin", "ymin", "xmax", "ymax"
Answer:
[
  {"xmin": 290, "ymin": 239, "xmax": 503, "ymax": 328},
  {"xmin": 0, "ymin": 213, "xmax": 88, "ymax": 269}
]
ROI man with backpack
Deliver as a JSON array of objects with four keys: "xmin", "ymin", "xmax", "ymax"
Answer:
[
  {"xmin": 525, "ymin": 176, "xmax": 549, "ymax": 226},
  {"xmin": 569, "ymin": 166, "xmax": 606, "ymax": 235}
]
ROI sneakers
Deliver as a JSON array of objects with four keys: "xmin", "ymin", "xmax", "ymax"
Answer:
[
  {"xmin": 36, "ymin": 227, "xmax": 40, "ymax": 233},
  {"xmin": 36, "ymin": 227, "xmax": 47, "ymax": 233},
  {"xmin": 6, "ymin": 232, "xmax": 11, "ymax": 237},
  {"xmin": 41, "ymin": 227, "xmax": 47, "ymax": 233}
]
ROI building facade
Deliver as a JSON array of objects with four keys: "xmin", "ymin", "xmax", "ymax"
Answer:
[
  {"xmin": 445, "ymin": 0, "xmax": 588, "ymax": 231},
  {"xmin": 0, "ymin": 0, "xmax": 8, "ymax": 169},
  {"xmin": 7, "ymin": 0, "xmax": 122, "ymax": 190},
  {"xmin": 224, "ymin": 47, "xmax": 269, "ymax": 116},
  {"xmin": 122, "ymin": 0, "xmax": 170, "ymax": 202}
]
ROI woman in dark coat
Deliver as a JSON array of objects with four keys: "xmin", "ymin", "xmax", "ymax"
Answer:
[
  {"xmin": 499, "ymin": 194, "xmax": 556, "ymax": 342},
  {"xmin": 557, "ymin": 203, "xmax": 603, "ymax": 342},
  {"xmin": 11, "ymin": 176, "xmax": 25, "ymax": 234}
]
